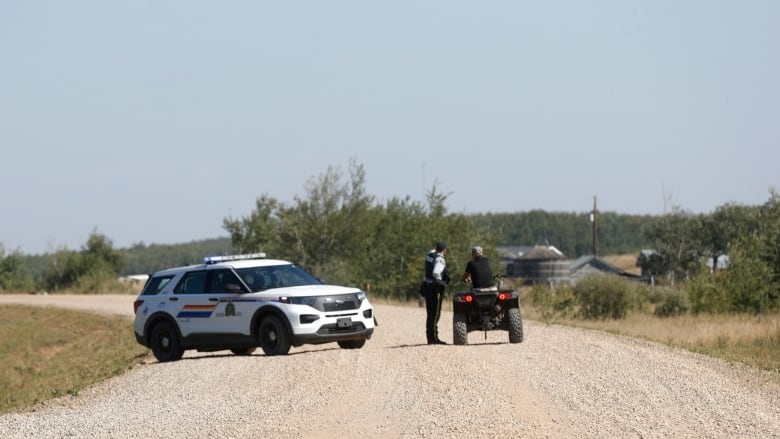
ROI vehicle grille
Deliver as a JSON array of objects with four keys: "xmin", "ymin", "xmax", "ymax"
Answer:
[{"xmin": 314, "ymin": 294, "xmax": 359, "ymax": 312}]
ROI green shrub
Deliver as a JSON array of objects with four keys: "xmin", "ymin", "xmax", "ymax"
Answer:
[
  {"xmin": 70, "ymin": 270, "xmax": 140, "ymax": 295},
  {"xmin": 653, "ymin": 287, "xmax": 691, "ymax": 317},
  {"xmin": 574, "ymin": 275, "xmax": 636, "ymax": 319},
  {"xmin": 723, "ymin": 246, "xmax": 778, "ymax": 313},
  {"xmin": 632, "ymin": 282, "xmax": 656, "ymax": 311},
  {"xmin": 527, "ymin": 284, "xmax": 577, "ymax": 319},
  {"xmin": 685, "ymin": 272, "xmax": 730, "ymax": 314}
]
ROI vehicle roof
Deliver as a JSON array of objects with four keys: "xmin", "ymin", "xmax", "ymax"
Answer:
[{"xmin": 151, "ymin": 258, "xmax": 294, "ymax": 276}]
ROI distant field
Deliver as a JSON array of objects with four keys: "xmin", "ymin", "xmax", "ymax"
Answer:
[{"xmin": 602, "ymin": 253, "xmax": 641, "ymax": 275}]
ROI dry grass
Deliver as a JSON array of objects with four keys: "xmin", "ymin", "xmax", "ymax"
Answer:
[
  {"xmin": 588, "ymin": 313, "xmax": 780, "ymax": 345},
  {"xmin": 538, "ymin": 311, "xmax": 780, "ymax": 372},
  {"xmin": 0, "ymin": 304, "xmax": 149, "ymax": 414}
]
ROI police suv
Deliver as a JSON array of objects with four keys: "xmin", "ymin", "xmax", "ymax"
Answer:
[{"xmin": 133, "ymin": 253, "xmax": 375, "ymax": 362}]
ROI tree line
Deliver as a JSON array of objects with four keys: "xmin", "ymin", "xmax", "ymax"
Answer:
[
  {"xmin": 1, "ymin": 161, "xmax": 778, "ymax": 313},
  {"xmin": 470, "ymin": 210, "xmax": 658, "ymax": 256}
]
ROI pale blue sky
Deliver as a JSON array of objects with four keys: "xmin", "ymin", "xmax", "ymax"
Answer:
[{"xmin": 1, "ymin": 1, "xmax": 778, "ymax": 255}]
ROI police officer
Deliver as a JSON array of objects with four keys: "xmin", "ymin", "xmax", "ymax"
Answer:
[
  {"xmin": 461, "ymin": 246, "xmax": 494, "ymax": 289},
  {"xmin": 423, "ymin": 242, "xmax": 449, "ymax": 345}
]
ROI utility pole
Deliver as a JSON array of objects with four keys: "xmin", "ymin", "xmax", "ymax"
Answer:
[{"xmin": 591, "ymin": 196, "xmax": 598, "ymax": 256}]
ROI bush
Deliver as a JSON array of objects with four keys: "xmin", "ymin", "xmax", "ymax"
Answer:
[
  {"xmin": 0, "ymin": 248, "xmax": 34, "ymax": 292},
  {"xmin": 632, "ymin": 282, "xmax": 656, "ymax": 311},
  {"xmin": 574, "ymin": 275, "xmax": 636, "ymax": 320},
  {"xmin": 652, "ymin": 287, "xmax": 691, "ymax": 317},
  {"xmin": 527, "ymin": 284, "xmax": 577, "ymax": 319},
  {"xmin": 685, "ymin": 272, "xmax": 730, "ymax": 314},
  {"xmin": 74, "ymin": 270, "xmax": 139, "ymax": 294},
  {"xmin": 723, "ymin": 246, "xmax": 778, "ymax": 313}
]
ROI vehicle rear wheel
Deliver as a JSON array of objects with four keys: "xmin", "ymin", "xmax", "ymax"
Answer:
[
  {"xmin": 507, "ymin": 307, "xmax": 524, "ymax": 343},
  {"xmin": 230, "ymin": 347, "xmax": 257, "ymax": 356},
  {"xmin": 453, "ymin": 313, "xmax": 468, "ymax": 345},
  {"xmin": 150, "ymin": 321, "xmax": 184, "ymax": 362},
  {"xmin": 337, "ymin": 339, "xmax": 366, "ymax": 349},
  {"xmin": 258, "ymin": 315, "xmax": 291, "ymax": 356}
]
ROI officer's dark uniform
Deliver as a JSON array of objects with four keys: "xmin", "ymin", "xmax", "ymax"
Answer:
[{"xmin": 423, "ymin": 243, "xmax": 449, "ymax": 345}]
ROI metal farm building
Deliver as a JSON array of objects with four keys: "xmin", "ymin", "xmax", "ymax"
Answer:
[{"xmin": 501, "ymin": 245, "xmax": 570, "ymax": 286}]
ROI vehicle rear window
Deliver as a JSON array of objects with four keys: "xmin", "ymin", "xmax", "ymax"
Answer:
[{"xmin": 142, "ymin": 275, "xmax": 174, "ymax": 295}]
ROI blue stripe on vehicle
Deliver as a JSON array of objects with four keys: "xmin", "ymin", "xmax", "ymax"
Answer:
[{"xmin": 177, "ymin": 311, "xmax": 213, "ymax": 318}]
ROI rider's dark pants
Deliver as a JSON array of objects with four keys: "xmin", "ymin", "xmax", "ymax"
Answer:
[{"xmin": 424, "ymin": 283, "xmax": 444, "ymax": 343}]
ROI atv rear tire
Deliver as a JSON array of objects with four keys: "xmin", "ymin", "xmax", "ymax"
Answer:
[
  {"xmin": 453, "ymin": 312, "xmax": 468, "ymax": 345},
  {"xmin": 507, "ymin": 307, "xmax": 524, "ymax": 343}
]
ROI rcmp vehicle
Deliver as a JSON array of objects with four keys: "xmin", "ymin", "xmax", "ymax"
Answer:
[{"xmin": 133, "ymin": 253, "xmax": 375, "ymax": 362}]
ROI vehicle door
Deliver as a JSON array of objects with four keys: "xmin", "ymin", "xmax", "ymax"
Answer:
[
  {"xmin": 204, "ymin": 268, "xmax": 252, "ymax": 334},
  {"xmin": 171, "ymin": 269, "xmax": 221, "ymax": 337}
]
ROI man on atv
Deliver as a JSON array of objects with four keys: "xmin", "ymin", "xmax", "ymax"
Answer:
[{"xmin": 461, "ymin": 246, "xmax": 495, "ymax": 290}]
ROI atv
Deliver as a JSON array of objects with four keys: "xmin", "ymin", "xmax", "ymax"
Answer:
[{"xmin": 451, "ymin": 274, "xmax": 524, "ymax": 345}]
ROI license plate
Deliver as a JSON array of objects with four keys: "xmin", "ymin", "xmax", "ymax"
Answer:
[{"xmin": 337, "ymin": 317, "xmax": 352, "ymax": 328}]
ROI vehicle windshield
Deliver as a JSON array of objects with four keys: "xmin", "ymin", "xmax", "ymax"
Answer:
[{"xmin": 235, "ymin": 264, "xmax": 321, "ymax": 291}]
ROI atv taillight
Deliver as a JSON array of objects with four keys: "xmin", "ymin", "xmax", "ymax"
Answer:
[
  {"xmin": 133, "ymin": 299, "xmax": 144, "ymax": 315},
  {"xmin": 463, "ymin": 295, "xmax": 474, "ymax": 303},
  {"xmin": 498, "ymin": 293, "xmax": 510, "ymax": 300}
]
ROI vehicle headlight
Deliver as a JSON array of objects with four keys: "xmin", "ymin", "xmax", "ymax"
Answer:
[
  {"xmin": 356, "ymin": 291, "xmax": 367, "ymax": 302},
  {"xmin": 280, "ymin": 296, "xmax": 318, "ymax": 307}
]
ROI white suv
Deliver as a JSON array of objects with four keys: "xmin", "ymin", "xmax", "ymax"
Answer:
[{"xmin": 133, "ymin": 253, "xmax": 375, "ymax": 362}]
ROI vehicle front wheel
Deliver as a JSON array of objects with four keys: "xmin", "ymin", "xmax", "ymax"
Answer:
[
  {"xmin": 337, "ymin": 339, "xmax": 366, "ymax": 349},
  {"xmin": 507, "ymin": 307, "xmax": 524, "ymax": 343},
  {"xmin": 258, "ymin": 315, "xmax": 291, "ymax": 356},
  {"xmin": 453, "ymin": 313, "xmax": 468, "ymax": 345},
  {"xmin": 150, "ymin": 321, "xmax": 184, "ymax": 362}
]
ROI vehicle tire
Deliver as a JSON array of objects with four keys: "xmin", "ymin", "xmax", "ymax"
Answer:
[
  {"xmin": 230, "ymin": 347, "xmax": 257, "ymax": 356},
  {"xmin": 337, "ymin": 339, "xmax": 366, "ymax": 349},
  {"xmin": 150, "ymin": 321, "xmax": 184, "ymax": 362},
  {"xmin": 507, "ymin": 307, "xmax": 524, "ymax": 343},
  {"xmin": 453, "ymin": 313, "xmax": 468, "ymax": 345},
  {"xmin": 258, "ymin": 315, "xmax": 291, "ymax": 356}
]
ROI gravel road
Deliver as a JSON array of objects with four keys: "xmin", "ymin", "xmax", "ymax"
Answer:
[{"xmin": 1, "ymin": 294, "xmax": 779, "ymax": 438}]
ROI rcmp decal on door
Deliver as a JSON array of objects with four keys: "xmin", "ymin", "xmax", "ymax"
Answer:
[
  {"xmin": 224, "ymin": 299, "xmax": 236, "ymax": 316},
  {"xmin": 216, "ymin": 298, "xmax": 243, "ymax": 318}
]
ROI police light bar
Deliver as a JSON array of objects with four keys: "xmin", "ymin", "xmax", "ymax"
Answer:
[{"xmin": 204, "ymin": 253, "xmax": 266, "ymax": 264}]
